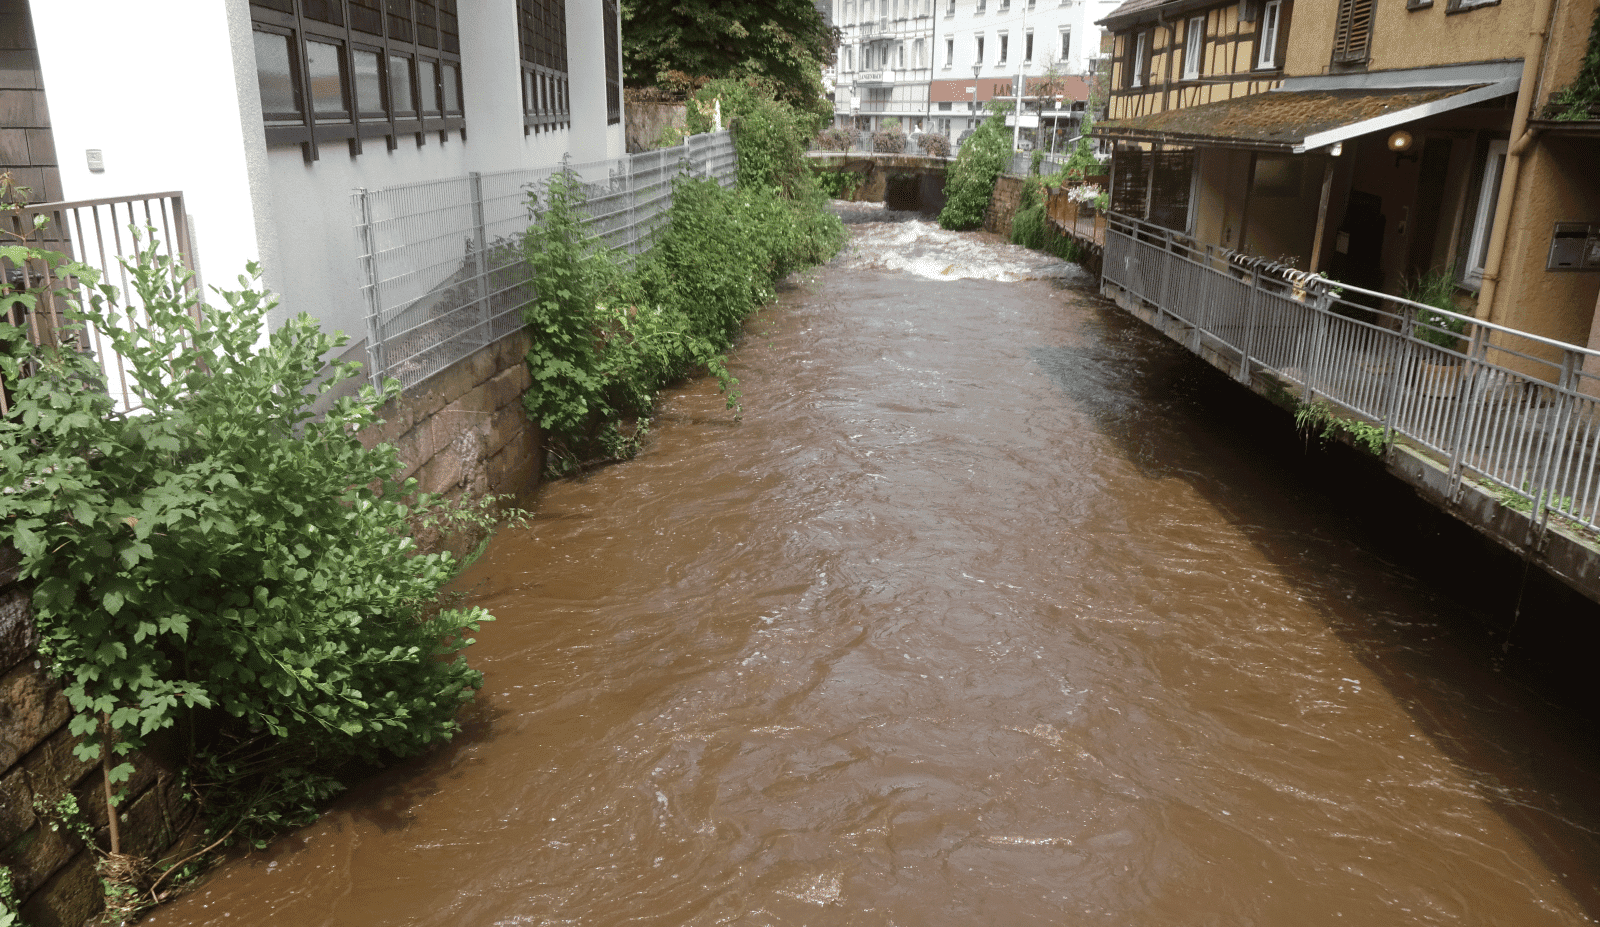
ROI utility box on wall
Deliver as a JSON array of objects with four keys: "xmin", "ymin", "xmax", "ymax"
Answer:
[{"xmin": 1546, "ymin": 222, "xmax": 1600, "ymax": 271}]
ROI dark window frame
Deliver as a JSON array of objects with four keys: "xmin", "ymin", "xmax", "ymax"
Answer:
[
  {"xmin": 519, "ymin": 0, "xmax": 571, "ymax": 135},
  {"xmin": 603, "ymin": 0, "xmax": 621, "ymax": 125},
  {"xmin": 251, "ymin": 0, "xmax": 465, "ymax": 163}
]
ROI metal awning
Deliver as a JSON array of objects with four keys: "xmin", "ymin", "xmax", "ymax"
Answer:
[{"xmin": 1096, "ymin": 76, "xmax": 1519, "ymax": 154}]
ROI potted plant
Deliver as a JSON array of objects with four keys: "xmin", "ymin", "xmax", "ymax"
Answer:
[{"xmin": 1404, "ymin": 267, "xmax": 1472, "ymax": 398}]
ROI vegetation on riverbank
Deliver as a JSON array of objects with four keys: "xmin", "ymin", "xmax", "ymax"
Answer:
[
  {"xmin": 938, "ymin": 104, "xmax": 1013, "ymax": 231},
  {"xmin": 1, "ymin": 210, "xmax": 503, "ymax": 921},
  {"xmin": 522, "ymin": 78, "xmax": 845, "ymax": 474}
]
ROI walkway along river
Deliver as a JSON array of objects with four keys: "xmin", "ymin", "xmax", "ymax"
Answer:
[{"xmin": 146, "ymin": 206, "xmax": 1600, "ymax": 926}]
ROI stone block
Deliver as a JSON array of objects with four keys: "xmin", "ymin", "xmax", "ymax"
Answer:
[
  {"xmin": 391, "ymin": 423, "xmax": 434, "ymax": 483},
  {"xmin": 16, "ymin": 725, "xmax": 95, "ymax": 800},
  {"xmin": 0, "ymin": 660, "xmax": 68, "ymax": 770},
  {"xmin": 0, "ymin": 543, "xmax": 19, "ymax": 585},
  {"xmin": 7, "ymin": 816, "xmax": 85, "ymax": 903},
  {"xmin": 0, "ymin": 584, "xmax": 36, "ymax": 672},
  {"xmin": 18, "ymin": 848, "xmax": 99, "ymax": 927},
  {"xmin": 0, "ymin": 763, "xmax": 37, "ymax": 849},
  {"xmin": 419, "ymin": 448, "xmax": 465, "ymax": 496},
  {"xmin": 430, "ymin": 357, "xmax": 479, "ymax": 407},
  {"xmin": 487, "ymin": 365, "xmax": 524, "ymax": 412},
  {"xmin": 467, "ymin": 344, "xmax": 499, "ymax": 388},
  {"xmin": 487, "ymin": 405, "xmax": 527, "ymax": 457}
]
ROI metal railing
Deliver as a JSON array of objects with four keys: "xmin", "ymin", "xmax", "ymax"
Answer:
[
  {"xmin": 353, "ymin": 131, "xmax": 737, "ymax": 393},
  {"xmin": 3, "ymin": 191, "xmax": 199, "ymax": 415},
  {"xmin": 809, "ymin": 132, "xmax": 952, "ymax": 157},
  {"xmin": 1103, "ymin": 213, "xmax": 1600, "ymax": 535}
]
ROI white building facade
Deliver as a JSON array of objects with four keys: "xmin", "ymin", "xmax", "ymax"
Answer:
[
  {"xmin": 833, "ymin": 0, "xmax": 1114, "ymax": 138},
  {"xmin": 26, "ymin": 0, "xmax": 624, "ymax": 355}
]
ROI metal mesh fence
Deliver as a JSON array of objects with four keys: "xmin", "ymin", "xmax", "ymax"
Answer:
[
  {"xmin": 1103, "ymin": 212, "xmax": 1600, "ymax": 535},
  {"xmin": 353, "ymin": 130, "xmax": 737, "ymax": 393}
]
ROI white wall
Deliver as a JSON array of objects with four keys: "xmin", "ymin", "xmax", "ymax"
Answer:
[
  {"xmin": 35, "ymin": 0, "xmax": 622, "ymax": 352},
  {"xmin": 30, "ymin": 0, "xmax": 270, "ymax": 316}
]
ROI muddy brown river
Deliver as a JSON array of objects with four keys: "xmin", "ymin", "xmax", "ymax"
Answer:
[{"xmin": 147, "ymin": 208, "xmax": 1600, "ymax": 926}]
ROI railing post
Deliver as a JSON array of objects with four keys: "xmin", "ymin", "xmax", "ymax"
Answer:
[
  {"xmin": 1156, "ymin": 226, "xmax": 1175, "ymax": 321},
  {"xmin": 469, "ymin": 171, "xmax": 491, "ymax": 348},
  {"xmin": 1237, "ymin": 265, "xmax": 1262, "ymax": 385},
  {"xmin": 1378, "ymin": 305, "xmax": 1410, "ymax": 442},
  {"xmin": 355, "ymin": 187, "xmax": 386, "ymax": 390},
  {"xmin": 1446, "ymin": 324, "xmax": 1490, "ymax": 487},
  {"xmin": 1530, "ymin": 348, "xmax": 1583, "ymax": 533},
  {"xmin": 1301, "ymin": 289, "xmax": 1332, "ymax": 403}
]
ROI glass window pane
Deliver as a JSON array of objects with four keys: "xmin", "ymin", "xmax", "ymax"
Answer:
[
  {"xmin": 306, "ymin": 40, "xmax": 348, "ymax": 118},
  {"xmin": 421, "ymin": 58, "xmax": 442, "ymax": 114},
  {"xmin": 443, "ymin": 62, "xmax": 461, "ymax": 113},
  {"xmin": 254, "ymin": 30, "xmax": 301, "ymax": 119},
  {"xmin": 390, "ymin": 54, "xmax": 415, "ymax": 114},
  {"xmin": 353, "ymin": 49, "xmax": 384, "ymax": 117}
]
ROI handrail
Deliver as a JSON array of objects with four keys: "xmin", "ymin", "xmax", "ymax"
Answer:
[{"xmin": 1101, "ymin": 210, "xmax": 1600, "ymax": 535}]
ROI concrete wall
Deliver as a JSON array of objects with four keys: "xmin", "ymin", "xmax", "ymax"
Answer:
[
  {"xmin": 31, "ymin": 0, "xmax": 625, "ymax": 354},
  {"xmin": 1284, "ymin": 0, "xmax": 1531, "ymax": 78},
  {"xmin": 627, "ymin": 103, "xmax": 686, "ymax": 153}
]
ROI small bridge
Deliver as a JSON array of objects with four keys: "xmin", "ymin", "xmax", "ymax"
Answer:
[{"xmin": 807, "ymin": 152, "xmax": 948, "ymax": 215}]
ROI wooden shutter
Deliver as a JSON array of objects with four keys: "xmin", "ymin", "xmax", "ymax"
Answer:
[{"xmin": 1332, "ymin": 0, "xmax": 1373, "ymax": 64}]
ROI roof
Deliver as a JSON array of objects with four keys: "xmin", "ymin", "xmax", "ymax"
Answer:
[
  {"xmin": 1095, "ymin": 80, "xmax": 1518, "ymax": 153},
  {"xmin": 1098, "ymin": 0, "xmax": 1211, "ymax": 29}
]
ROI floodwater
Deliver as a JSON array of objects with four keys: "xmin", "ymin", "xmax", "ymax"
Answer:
[{"xmin": 147, "ymin": 205, "xmax": 1600, "ymax": 926}]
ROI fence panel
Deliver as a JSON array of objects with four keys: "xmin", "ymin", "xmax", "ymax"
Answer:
[
  {"xmin": 1102, "ymin": 212, "xmax": 1600, "ymax": 536},
  {"xmin": 354, "ymin": 131, "xmax": 738, "ymax": 393},
  {"xmin": 3, "ymin": 191, "xmax": 199, "ymax": 415}
]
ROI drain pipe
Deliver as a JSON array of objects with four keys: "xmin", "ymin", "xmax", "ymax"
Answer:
[{"xmin": 1476, "ymin": 0, "xmax": 1561, "ymax": 325}]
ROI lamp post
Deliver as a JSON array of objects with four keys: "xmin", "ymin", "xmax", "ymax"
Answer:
[
  {"xmin": 1012, "ymin": 4, "xmax": 1028, "ymax": 152},
  {"xmin": 971, "ymin": 62, "xmax": 981, "ymax": 132}
]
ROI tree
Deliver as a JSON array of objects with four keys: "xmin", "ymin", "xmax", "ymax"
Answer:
[{"xmin": 620, "ymin": 0, "xmax": 838, "ymax": 110}]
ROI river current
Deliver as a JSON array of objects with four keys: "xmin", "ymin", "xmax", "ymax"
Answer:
[{"xmin": 146, "ymin": 205, "xmax": 1600, "ymax": 926}]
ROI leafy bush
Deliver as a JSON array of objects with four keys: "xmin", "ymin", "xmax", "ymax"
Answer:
[
  {"xmin": 912, "ymin": 133, "xmax": 950, "ymax": 158},
  {"xmin": 938, "ymin": 105, "xmax": 1013, "ymax": 230},
  {"xmin": 871, "ymin": 130, "xmax": 906, "ymax": 153},
  {"xmin": 816, "ymin": 169, "xmax": 864, "ymax": 199},
  {"xmin": 523, "ymin": 79, "xmax": 844, "ymax": 473},
  {"xmin": 815, "ymin": 126, "xmax": 855, "ymax": 151},
  {"xmin": 1403, "ymin": 267, "xmax": 1471, "ymax": 350},
  {"xmin": 0, "ymin": 235, "xmax": 493, "ymax": 858}
]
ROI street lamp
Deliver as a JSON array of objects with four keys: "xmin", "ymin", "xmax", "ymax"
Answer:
[{"xmin": 971, "ymin": 62, "xmax": 981, "ymax": 132}]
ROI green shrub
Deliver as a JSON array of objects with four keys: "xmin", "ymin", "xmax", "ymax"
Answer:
[
  {"xmin": 522, "ymin": 79, "xmax": 844, "ymax": 474},
  {"xmin": 1402, "ymin": 266, "xmax": 1470, "ymax": 350},
  {"xmin": 816, "ymin": 170, "xmax": 863, "ymax": 199},
  {"xmin": 939, "ymin": 104, "xmax": 1013, "ymax": 230},
  {"xmin": 0, "ymin": 234, "xmax": 493, "ymax": 857}
]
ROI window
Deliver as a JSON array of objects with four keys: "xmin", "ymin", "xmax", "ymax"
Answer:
[
  {"xmin": 519, "ymin": 0, "xmax": 571, "ymax": 135},
  {"xmin": 976, "ymin": 35, "xmax": 985, "ymax": 64},
  {"xmin": 603, "ymin": 0, "xmax": 620, "ymax": 125},
  {"xmin": 1183, "ymin": 15, "xmax": 1205, "ymax": 80},
  {"xmin": 915, "ymin": 38, "xmax": 925, "ymax": 67},
  {"xmin": 976, "ymin": 0, "xmax": 986, "ymax": 13},
  {"xmin": 999, "ymin": 0, "xmax": 1011, "ymax": 9},
  {"xmin": 1025, "ymin": 30, "xmax": 1034, "ymax": 63},
  {"xmin": 1446, "ymin": 0, "xmax": 1499, "ymax": 12},
  {"xmin": 1256, "ymin": 0, "xmax": 1282, "ymax": 69},
  {"xmin": 1060, "ymin": 28, "xmax": 1071, "ymax": 61},
  {"xmin": 898, "ymin": 42, "xmax": 906, "ymax": 67},
  {"xmin": 1463, "ymin": 139, "xmax": 1508, "ymax": 288},
  {"xmin": 251, "ymin": 0, "xmax": 465, "ymax": 162},
  {"xmin": 946, "ymin": 37, "xmax": 955, "ymax": 66},
  {"xmin": 1129, "ymin": 31, "xmax": 1149, "ymax": 87},
  {"xmin": 999, "ymin": 32, "xmax": 1009, "ymax": 64},
  {"xmin": 946, "ymin": 0, "xmax": 955, "ymax": 15},
  {"xmin": 1331, "ymin": 0, "xmax": 1372, "ymax": 65}
]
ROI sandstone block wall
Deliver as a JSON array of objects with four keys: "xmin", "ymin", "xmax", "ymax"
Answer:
[{"xmin": 1, "ymin": 548, "xmax": 195, "ymax": 927}]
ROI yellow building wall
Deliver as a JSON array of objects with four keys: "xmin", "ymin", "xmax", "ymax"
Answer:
[
  {"xmin": 1495, "ymin": 137, "xmax": 1600, "ymax": 346},
  {"xmin": 1283, "ymin": 0, "xmax": 1532, "ymax": 77}
]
